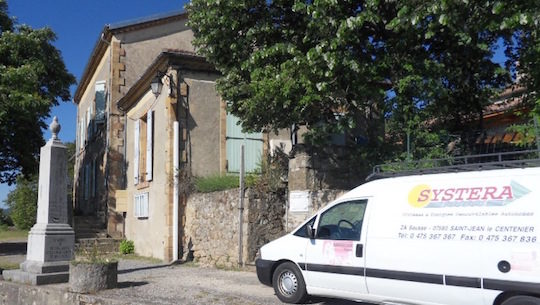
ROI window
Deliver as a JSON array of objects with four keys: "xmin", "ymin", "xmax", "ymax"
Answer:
[
  {"xmin": 134, "ymin": 110, "xmax": 153, "ymax": 185},
  {"xmin": 294, "ymin": 216, "xmax": 316, "ymax": 238},
  {"xmin": 95, "ymin": 81, "xmax": 106, "ymax": 121},
  {"xmin": 316, "ymin": 200, "xmax": 367, "ymax": 240},
  {"xmin": 134, "ymin": 192, "xmax": 149, "ymax": 218}
]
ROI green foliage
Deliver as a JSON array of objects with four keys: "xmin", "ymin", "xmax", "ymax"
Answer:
[
  {"xmin": 188, "ymin": 0, "xmax": 539, "ymax": 162},
  {"xmin": 0, "ymin": 0, "xmax": 76, "ymax": 184},
  {"xmin": 195, "ymin": 175, "xmax": 240, "ymax": 193},
  {"xmin": 4, "ymin": 175, "xmax": 37, "ymax": 230},
  {"xmin": 248, "ymin": 149, "xmax": 288, "ymax": 194},
  {"xmin": 119, "ymin": 239, "xmax": 135, "ymax": 255},
  {"xmin": 0, "ymin": 207, "xmax": 12, "ymax": 227}
]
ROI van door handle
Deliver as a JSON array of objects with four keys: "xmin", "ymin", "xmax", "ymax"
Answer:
[{"xmin": 356, "ymin": 244, "xmax": 363, "ymax": 257}]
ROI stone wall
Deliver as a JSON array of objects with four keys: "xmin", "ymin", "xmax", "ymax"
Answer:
[
  {"xmin": 183, "ymin": 188, "xmax": 286, "ymax": 267},
  {"xmin": 285, "ymin": 189, "xmax": 346, "ymax": 232},
  {"xmin": 182, "ymin": 186, "xmax": 351, "ymax": 267},
  {"xmin": 288, "ymin": 144, "xmax": 370, "ymax": 191}
]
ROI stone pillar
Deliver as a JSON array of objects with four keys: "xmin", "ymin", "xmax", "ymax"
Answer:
[{"xmin": 3, "ymin": 117, "xmax": 75, "ymax": 285}]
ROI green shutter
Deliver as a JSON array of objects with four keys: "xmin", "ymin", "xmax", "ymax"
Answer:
[{"xmin": 226, "ymin": 114, "xmax": 263, "ymax": 173}]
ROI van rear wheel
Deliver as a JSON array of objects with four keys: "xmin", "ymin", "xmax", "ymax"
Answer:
[
  {"xmin": 272, "ymin": 262, "xmax": 308, "ymax": 304},
  {"xmin": 502, "ymin": 296, "xmax": 540, "ymax": 305}
]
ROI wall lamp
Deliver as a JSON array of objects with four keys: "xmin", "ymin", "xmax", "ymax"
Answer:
[{"xmin": 150, "ymin": 72, "xmax": 175, "ymax": 97}]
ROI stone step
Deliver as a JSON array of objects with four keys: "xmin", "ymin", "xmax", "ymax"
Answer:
[{"xmin": 75, "ymin": 238, "xmax": 122, "ymax": 255}]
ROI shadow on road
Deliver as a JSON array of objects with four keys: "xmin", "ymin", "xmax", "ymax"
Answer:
[
  {"xmin": 0, "ymin": 242, "xmax": 27, "ymax": 256},
  {"xmin": 118, "ymin": 264, "xmax": 172, "ymax": 275},
  {"xmin": 116, "ymin": 281, "xmax": 149, "ymax": 289}
]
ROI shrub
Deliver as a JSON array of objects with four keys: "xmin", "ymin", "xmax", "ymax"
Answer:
[
  {"xmin": 5, "ymin": 175, "xmax": 38, "ymax": 230},
  {"xmin": 0, "ymin": 208, "xmax": 13, "ymax": 227},
  {"xmin": 119, "ymin": 239, "xmax": 135, "ymax": 255}
]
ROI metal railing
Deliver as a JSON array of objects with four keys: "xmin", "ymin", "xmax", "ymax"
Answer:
[{"xmin": 367, "ymin": 149, "xmax": 540, "ymax": 181}]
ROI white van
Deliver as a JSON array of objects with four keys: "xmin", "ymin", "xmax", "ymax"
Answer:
[{"xmin": 256, "ymin": 167, "xmax": 540, "ymax": 305}]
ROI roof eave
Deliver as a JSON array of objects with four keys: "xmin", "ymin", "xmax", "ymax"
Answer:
[
  {"xmin": 117, "ymin": 51, "xmax": 216, "ymax": 112},
  {"xmin": 73, "ymin": 26, "xmax": 112, "ymax": 104}
]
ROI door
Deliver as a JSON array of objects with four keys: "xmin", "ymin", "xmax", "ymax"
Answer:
[{"xmin": 304, "ymin": 199, "xmax": 369, "ymax": 296}]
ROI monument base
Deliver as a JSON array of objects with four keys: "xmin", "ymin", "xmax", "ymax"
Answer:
[{"xmin": 2, "ymin": 261, "xmax": 70, "ymax": 285}]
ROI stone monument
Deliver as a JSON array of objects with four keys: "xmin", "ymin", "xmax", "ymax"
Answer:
[{"xmin": 3, "ymin": 117, "xmax": 75, "ymax": 285}]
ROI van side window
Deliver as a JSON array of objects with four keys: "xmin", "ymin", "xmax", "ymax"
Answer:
[
  {"xmin": 294, "ymin": 216, "xmax": 316, "ymax": 238},
  {"xmin": 316, "ymin": 200, "xmax": 367, "ymax": 240}
]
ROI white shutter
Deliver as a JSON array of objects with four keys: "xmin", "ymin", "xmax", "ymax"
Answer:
[
  {"xmin": 86, "ymin": 109, "xmax": 91, "ymax": 140},
  {"xmin": 76, "ymin": 120, "xmax": 80, "ymax": 151},
  {"xmin": 133, "ymin": 120, "xmax": 140, "ymax": 185},
  {"xmin": 84, "ymin": 164, "xmax": 90, "ymax": 200},
  {"xmin": 91, "ymin": 158, "xmax": 96, "ymax": 197},
  {"xmin": 82, "ymin": 114, "xmax": 87, "ymax": 145},
  {"xmin": 146, "ymin": 110, "xmax": 153, "ymax": 181}
]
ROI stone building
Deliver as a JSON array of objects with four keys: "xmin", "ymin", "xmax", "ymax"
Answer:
[{"xmin": 73, "ymin": 11, "xmax": 292, "ymax": 261}]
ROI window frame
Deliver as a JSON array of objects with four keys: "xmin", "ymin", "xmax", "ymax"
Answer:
[{"xmin": 315, "ymin": 199, "xmax": 367, "ymax": 241}]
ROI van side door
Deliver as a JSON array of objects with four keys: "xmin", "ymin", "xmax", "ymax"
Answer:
[{"xmin": 303, "ymin": 199, "xmax": 369, "ymax": 298}]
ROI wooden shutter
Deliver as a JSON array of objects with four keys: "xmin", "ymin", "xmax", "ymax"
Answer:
[
  {"xmin": 134, "ymin": 120, "xmax": 140, "ymax": 185},
  {"xmin": 146, "ymin": 110, "xmax": 153, "ymax": 181}
]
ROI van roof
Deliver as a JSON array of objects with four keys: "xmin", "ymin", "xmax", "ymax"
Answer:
[
  {"xmin": 367, "ymin": 149, "xmax": 540, "ymax": 181},
  {"xmin": 342, "ymin": 166, "xmax": 540, "ymax": 200}
]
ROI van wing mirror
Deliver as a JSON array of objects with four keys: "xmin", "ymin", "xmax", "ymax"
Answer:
[{"xmin": 306, "ymin": 224, "xmax": 316, "ymax": 239}]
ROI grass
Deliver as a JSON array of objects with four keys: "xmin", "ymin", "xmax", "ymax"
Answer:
[
  {"xmin": 0, "ymin": 227, "xmax": 28, "ymax": 242},
  {"xmin": 0, "ymin": 261, "xmax": 19, "ymax": 271},
  {"xmin": 195, "ymin": 175, "xmax": 239, "ymax": 193},
  {"xmin": 113, "ymin": 253, "xmax": 163, "ymax": 264}
]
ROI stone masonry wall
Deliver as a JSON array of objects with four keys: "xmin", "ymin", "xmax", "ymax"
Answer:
[
  {"xmin": 183, "ymin": 188, "xmax": 286, "ymax": 267},
  {"xmin": 285, "ymin": 189, "xmax": 346, "ymax": 232}
]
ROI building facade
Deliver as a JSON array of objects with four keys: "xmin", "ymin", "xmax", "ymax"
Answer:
[{"xmin": 73, "ymin": 11, "xmax": 288, "ymax": 260}]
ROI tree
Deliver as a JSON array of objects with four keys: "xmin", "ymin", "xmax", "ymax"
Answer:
[
  {"xmin": 0, "ymin": 0, "xmax": 75, "ymax": 184},
  {"xmin": 187, "ymin": 0, "xmax": 537, "ymax": 161},
  {"xmin": 4, "ymin": 175, "xmax": 37, "ymax": 230}
]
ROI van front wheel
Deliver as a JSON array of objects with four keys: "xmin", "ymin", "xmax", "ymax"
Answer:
[
  {"xmin": 502, "ymin": 296, "xmax": 540, "ymax": 305},
  {"xmin": 272, "ymin": 262, "xmax": 308, "ymax": 304}
]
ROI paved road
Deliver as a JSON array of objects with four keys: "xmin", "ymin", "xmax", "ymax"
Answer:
[{"xmin": 1, "ymin": 241, "xmax": 367, "ymax": 305}]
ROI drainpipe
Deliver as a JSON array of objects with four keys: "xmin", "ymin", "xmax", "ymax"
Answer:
[
  {"xmin": 173, "ymin": 121, "xmax": 180, "ymax": 261},
  {"xmin": 238, "ymin": 145, "xmax": 245, "ymax": 267}
]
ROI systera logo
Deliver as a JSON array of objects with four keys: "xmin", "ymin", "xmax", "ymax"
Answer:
[{"xmin": 408, "ymin": 181, "xmax": 531, "ymax": 208}]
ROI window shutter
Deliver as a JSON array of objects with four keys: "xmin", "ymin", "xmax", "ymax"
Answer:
[
  {"xmin": 91, "ymin": 158, "xmax": 96, "ymax": 197},
  {"xmin": 76, "ymin": 120, "xmax": 80, "ymax": 151},
  {"xmin": 84, "ymin": 164, "xmax": 90, "ymax": 200},
  {"xmin": 82, "ymin": 113, "xmax": 87, "ymax": 145},
  {"xmin": 86, "ymin": 109, "xmax": 92, "ymax": 139},
  {"xmin": 134, "ymin": 120, "xmax": 140, "ymax": 185},
  {"xmin": 146, "ymin": 110, "xmax": 153, "ymax": 181}
]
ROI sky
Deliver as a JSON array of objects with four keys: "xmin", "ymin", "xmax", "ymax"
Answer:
[
  {"xmin": 0, "ymin": 1, "xmax": 510, "ymax": 209},
  {"xmin": 0, "ymin": 0, "xmax": 189, "ymax": 208}
]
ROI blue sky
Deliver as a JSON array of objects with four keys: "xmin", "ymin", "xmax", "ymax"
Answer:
[{"xmin": 0, "ymin": 0, "xmax": 189, "ymax": 208}]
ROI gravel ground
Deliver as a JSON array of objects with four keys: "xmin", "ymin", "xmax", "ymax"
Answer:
[
  {"xmin": 1, "ymin": 240, "xmax": 365, "ymax": 305},
  {"xmin": 96, "ymin": 259, "xmax": 363, "ymax": 305}
]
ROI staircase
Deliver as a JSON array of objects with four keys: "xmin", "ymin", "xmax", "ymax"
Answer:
[
  {"xmin": 73, "ymin": 216, "xmax": 108, "ymax": 239},
  {"xmin": 73, "ymin": 216, "xmax": 122, "ymax": 255}
]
